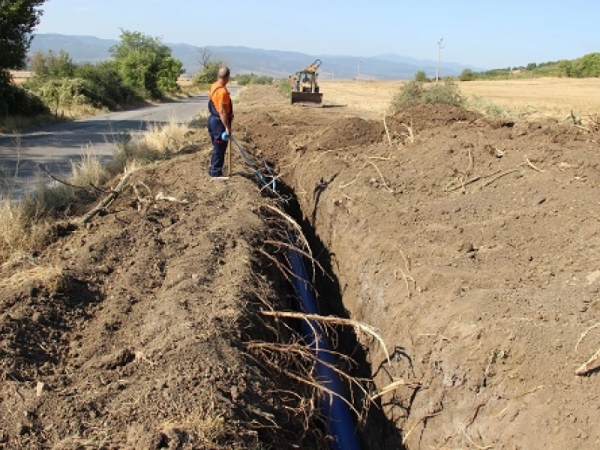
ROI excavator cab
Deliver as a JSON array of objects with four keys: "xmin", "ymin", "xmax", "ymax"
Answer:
[{"xmin": 290, "ymin": 59, "xmax": 323, "ymax": 105}]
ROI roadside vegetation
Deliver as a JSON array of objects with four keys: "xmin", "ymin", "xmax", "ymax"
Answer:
[
  {"xmin": 0, "ymin": 117, "xmax": 199, "ymax": 266},
  {"xmin": 1, "ymin": 11, "xmax": 185, "ymax": 132},
  {"xmin": 233, "ymin": 73, "xmax": 274, "ymax": 86}
]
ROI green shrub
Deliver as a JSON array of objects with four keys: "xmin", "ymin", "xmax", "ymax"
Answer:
[
  {"xmin": 75, "ymin": 61, "xmax": 142, "ymax": 109},
  {"xmin": 193, "ymin": 62, "xmax": 221, "ymax": 86},
  {"xmin": 30, "ymin": 50, "xmax": 77, "ymax": 79},
  {"xmin": 0, "ymin": 82, "xmax": 49, "ymax": 117},
  {"xmin": 234, "ymin": 73, "xmax": 274, "ymax": 86},
  {"xmin": 26, "ymin": 60, "xmax": 143, "ymax": 113},
  {"xmin": 414, "ymin": 70, "xmax": 428, "ymax": 82},
  {"xmin": 389, "ymin": 80, "xmax": 424, "ymax": 112},
  {"xmin": 390, "ymin": 80, "xmax": 465, "ymax": 114},
  {"xmin": 422, "ymin": 80, "xmax": 465, "ymax": 106},
  {"xmin": 276, "ymin": 78, "xmax": 292, "ymax": 97},
  {"xmin": 459, "ymin": 69, "xmax": 475, "ymax": 81},
  {"xmin": 110, "ymin": 30, "xmax": 184, "ymax": 98}
]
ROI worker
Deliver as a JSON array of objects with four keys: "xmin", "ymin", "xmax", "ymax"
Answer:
[{"xmin": 207, "ymin": 66, "xmax": 234, "ymax": 178}]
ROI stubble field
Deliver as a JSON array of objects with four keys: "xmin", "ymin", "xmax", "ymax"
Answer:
[{"xmin": 319, "ymin": 77, "xmax": 600, "ymax": 121}]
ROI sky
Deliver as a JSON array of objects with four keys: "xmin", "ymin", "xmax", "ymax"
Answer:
[{"xmin": 35, "ymin": 0, "xmax": 600, "ymax": 69}]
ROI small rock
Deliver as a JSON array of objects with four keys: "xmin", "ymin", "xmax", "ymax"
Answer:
[
  {"xmin": 586, "ymin": 270, "xmax": 600, "ymax": 285},
  {"xmin": 230, "ymin": 386, "xmax": 239, "ymax": 402},
  {"xmin": 36, "ymin": 381, "xmax": 45, "ymax": 397},
  {"xmin": 31, "ymin": 312, "xmax": 42, "ymax": 324}
]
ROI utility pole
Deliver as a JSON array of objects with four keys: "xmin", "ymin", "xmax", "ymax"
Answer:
[
  {"xmin": 436, "ymin": 38, "xmax": 444, "ymax": 82},
  {"xmin": 357, "ymin": 58, "xmax": 361, "ymax": 80}
]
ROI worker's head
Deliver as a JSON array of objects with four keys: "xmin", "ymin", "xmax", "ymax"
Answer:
[{"xmin": 217, "ymin": 66, "xmax": 230, "ymax": 83}]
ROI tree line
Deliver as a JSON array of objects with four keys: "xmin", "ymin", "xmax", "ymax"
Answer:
[
  {"xmin": 457, "ymin": 53, "xmax": 600, "ymax": 81},
  {"xmin": 1, "ymin": 1, "xmax": 186, "ymax": 118}
]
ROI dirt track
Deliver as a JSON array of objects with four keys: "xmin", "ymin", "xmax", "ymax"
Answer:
[{"xmin": 2, "ymin": 84, "xmax": 600, "ymax": 449}]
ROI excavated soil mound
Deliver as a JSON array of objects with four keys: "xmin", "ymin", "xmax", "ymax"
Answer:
[
  {"xmin": 0, "ymin": 152, "xmax": 324, "ymax": 449},
  {"xmin": 305, "ymin": 117, "xmax": 385, "ymax": 152}
]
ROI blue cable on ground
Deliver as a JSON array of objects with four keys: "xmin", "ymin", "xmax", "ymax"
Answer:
[{"xmin": 231, "ymin": 137, "xmax": 276, "ymax": 192}]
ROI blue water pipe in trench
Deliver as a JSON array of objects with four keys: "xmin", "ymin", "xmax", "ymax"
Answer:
[{"xmin": 231, "ymin": 137, "xmax": 362, "ymax": 450}]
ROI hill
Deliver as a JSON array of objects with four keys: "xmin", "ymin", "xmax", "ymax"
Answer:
[{"xmin": 30, "ymin": 33, "xmax": 479, "ymax": 80}]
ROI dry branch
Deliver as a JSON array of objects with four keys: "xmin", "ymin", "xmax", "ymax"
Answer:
[
  {"xmin": 524, "ymin": 157, "xmax": 544, "ymax": 173},
  {"xmin": 156, "ymin": 191, "xmax": 189, "ymax": 204},
  {"xmin": 575, "ymin": 322, "xmax": 600, "ymax": 352},
  {"xmin": 445, "ymin": 176, "xmax": 481, "ymax": 192},
  {"xmin": 38, "ymin": 163, "xmax": 108, "ymax": 194},
  {"xmin": 481, "ymin": 168, "xmax": 521, "ymax": 188},
  {"xmin": 576, "ymin": 348, "xmax": 600, "ymax": 376},
  {"xmin": 81, "ymin": 170, "xmax": 134, "ymax": 224},
  {"xmin": 366, "ymin": 160, "xmax": 392, "ymax": 192},
  {"xmin": 383, "ymin": 114, "xmax": 393, "ymax": 146},
  {"xmin": 261, "ymin": 310, "xmax": 391, "ymax": 365},
  {"xmin": 401, "ymin": 120, "xmax": 415, "ymax": 143},
  {"xmin": 402, "ymin": 411, "xmax": 441, "ymax": 444},
  {"xmin": 369, "ymin": 379, "xmax": 421, "ymax": 402}
]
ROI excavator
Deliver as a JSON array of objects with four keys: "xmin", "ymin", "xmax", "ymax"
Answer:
[{"xmin": 290, "ymin": 59, "xmax": 323, "ymax": 105}]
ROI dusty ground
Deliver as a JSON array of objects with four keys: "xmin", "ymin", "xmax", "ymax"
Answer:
[{"xmin": 1, "ymin": 82, "xmax": 600, "ymax": 449}]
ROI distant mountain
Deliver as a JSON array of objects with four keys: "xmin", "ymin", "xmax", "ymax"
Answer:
[{"xmin": 30, "ymin": 33, "xmax": 478, "ymax": 80}]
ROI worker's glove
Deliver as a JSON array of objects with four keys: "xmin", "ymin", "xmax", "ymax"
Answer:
[{"xmin": 221, "ymin": 131, "xmax": 230, "ymax": 142}]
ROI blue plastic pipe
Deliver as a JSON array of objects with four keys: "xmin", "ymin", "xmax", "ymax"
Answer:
[
  {"xmin": 287, "ymin": 236, "xmax": 362, "ymax": 450},
  {"xmin": 234, "ymin": 138, "xmax": 361, "ymax": 449}
]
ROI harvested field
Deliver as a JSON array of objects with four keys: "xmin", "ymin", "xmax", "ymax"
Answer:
[{"xmin": 320, "ymin": 78, "xmax": 600, "ymax": 121}]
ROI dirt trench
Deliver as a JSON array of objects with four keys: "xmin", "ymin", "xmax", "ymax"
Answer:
[{"xmin": 235, "ymin": 86, "xmax": 600, "ymax": 449}]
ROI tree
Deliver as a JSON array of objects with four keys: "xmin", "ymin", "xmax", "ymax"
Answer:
[
  {"xmin": 574, "ymin": 53, "xmax": 600, "ymax": 78},
  {"xmin": 0, "ymin": 0, "xmax": 44, "ymax": 74},
  {"xmin": 193, "ymin": 47, "xmax": 226, "ymax": 85},
  {"xmin": 110, "ymin": 29, "xmax": 183, "ymax": 98},
  {"xmin": 414, "ymin": 70, "xmax": 428, "ymax": 82},
  {"xmin": 459, "ymin": 69, "xmax": 475, "ymax": 81},
  {"xmin": 0, "ymin": 0, "xmax": 45, "ymax": 115},
  {"xmin": 558, "ymin": 60, "xmax": 573, "ymax": 78},
  {"xmin": 30, "ymin": 49, "xmax": 76, "ymax": 79}
]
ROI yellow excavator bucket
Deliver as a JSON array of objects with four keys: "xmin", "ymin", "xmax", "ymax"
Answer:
[{"xmin": 291, "ymin": 91, "xmax": 323, "ymax": 105}]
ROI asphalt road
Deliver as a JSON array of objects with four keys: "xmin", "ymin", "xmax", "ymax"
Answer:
[{"xmin": 0, "ymin": 90, "xmax": 236, "ymax": 199}]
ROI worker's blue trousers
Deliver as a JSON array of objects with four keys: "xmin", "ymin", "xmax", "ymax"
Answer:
[{"xmin": 208, "ymin": 116, "xmax": 227, "ymax": 176}]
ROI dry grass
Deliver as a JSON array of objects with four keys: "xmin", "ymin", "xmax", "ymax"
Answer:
[
  {"xmin": 0, "ymin": 199, "xmax": 36, "ymax": 265},
  {"xmin": 0, "ymin": 113, "xmax": 63, "ymax": 134},
  {"xmin": 0, "ymin": 151, "xmax": 109, "ymax": 265},
  {"xmin": 319, "ymin": 78, "xmax": 600, "ymax": 122},
  {"xmin": 1, "ymin": 119, "xmax": 198, "ymax": 265},
  {"xmin": 109, "ymin": 119, "xmax": 195, "ymax": 173},
  {"xmin": 0, "ymin": 265, "xmax": 65, "ymax": 292},
  {"xmin": 319, "ymin": 80, "xmax": 402, "ymax": 119},
  {"xmin": 142, "ymin": 120, "xmax": 190, "ymax": 153}
]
